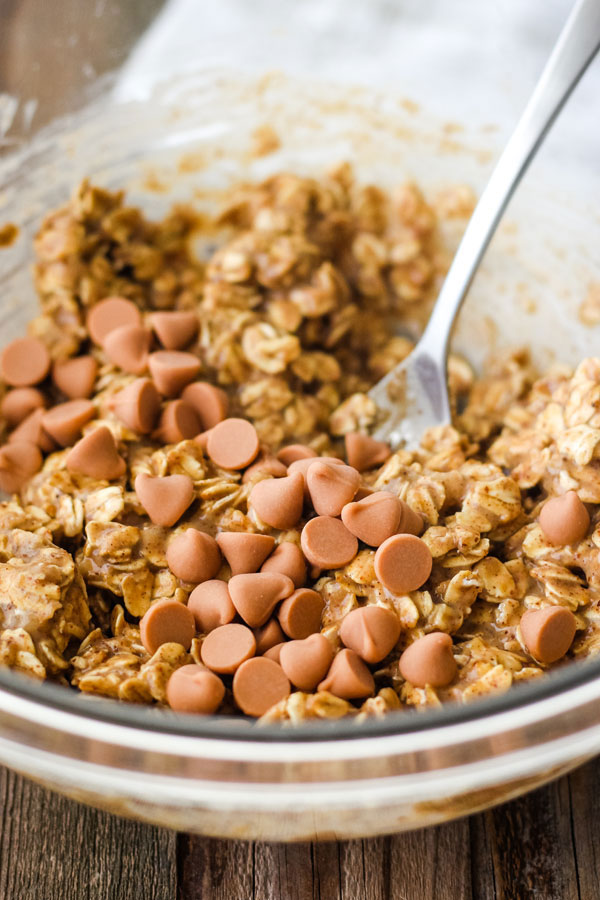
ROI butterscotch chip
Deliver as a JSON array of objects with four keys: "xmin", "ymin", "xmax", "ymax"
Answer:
[
  {"xmin": 151, "ymin": 311, "xmax": 198, "ymax": 350},
  {"xmin": 374, "ymin": 534, "xmax": 432, "ymax": 594},
  {"xmin": 9, "ymin": 407, "xmax": 55, "ymax": 452},
  {"xmin": 301, "ymin": 516, "xmax": 358, "ymax": 569},
  {"xmin": 228, "ymin": 572, "xmax": 295, "ymax": 627},
  {"xmin": 148, "ymin": 350, "xmax": 202, "ymax": 397},
  {"xmin": 242, "ymin": 454, "xmax": 288, "ymax": 483},
  {"xmin": 66, "ymin": 425, "xmax": 126, "ymax": 480},
  {"xmin": 207, "ymin": 417, "xmax": 260, "ymax": 470},
  {"xmin": 263, "ymin": 642, "xmax": 285, "ymax": 663},
  {"xmin": 280, "ymin": 634, "xmax": 334, "ymax": 691},
  {"xmin": 110, "ymin": 378, "xmax": 161, "ymax": 434},
  {"xmin": 232, "ymin": 657, "xmax": 291, "ymax": 717},
  {"xmin": 260, "ymin": 541, "xmax": 306, "ymax": 588},
  {"xmin": 288, "ymin": 455, "xmax": 343, "ymax": 498},
  {"xmin": 306, "ymin": 460, "xmax": 360, "ymax": 517},
  {"xmin": 317, "ymin": 648, "xmax": 375, "ymax": 699},
  {"xmin": 398, "ymin": 502, "xmax": 424, "ymax": 537},
  {"xmin": 167, "ymin": 664, "xmax": 225, "ymax": 714},
  {"xmin": 216, "ymin": 532, "xmax": 275, "ymax": 575},
  {"xmin": 181, "ymin": 382, "xmax": 229, "ymax": 429},
  {"xmin": 253, "ymin": 619, "xmax": 286, "ymax": 655},
  {"xmin": 0, "ymin": 337, "xmax": 50, "ymax": 387},
  {"xmin": 153, "ymin": 400, "xmax": 201, "ymax": 444},
  {"xmin": 135, "ymin": 472, "xmax": 194, "ymax": 527},
  {"xmin": 103, "ymin": 324, "xmax": 151, "ymax": 375},
  {"xmin": 339, "ymin": 606, "xmax": 401, "ymax": 664},
  {"xmin": 539, "ymin": 491, "xmax": 590, "ymax": 546},
  {"xmin": 41, "ymin": 399, "xmax": 95, "ymax": 447},
  {"xmin": 200, "ymin": 623, "xmax": 256, "ymax": 674},
  {"xmin": 140, "ymin": 598, "xmax": 196, "ymax": 655},
  {"xmin": 166, "ymin": 529, "xmax": 222, "ymax": 584},
  {"xmin": 188, "ymin": 580, "xmax": 236, "ymax": 633},
  {"xmin": 520, "ymin": 607, "xmax": 577, "ymax": 664},
  {"xmin": 345, "ymin": 432, "xmax": 390, "ymax": 472},
  {"xmin": 399, "ymin": 633, "xmax": 457, "ymax": 687},
  {"xmin": 52, "ymin": 356, "xmax": 97, "ymax": 399},
  {"xmin": 248, "ymin": 471, "xmax": 304, "ymax": 529},
  {"xmin": 0, "ymin": 441, "xmax": 42, "ymax": 493},
  {"xmin": 341, "ymin": 491, "xmax": 403, "ymax": 547},
  {"xmin": 1, "ymin": 388, "xmax": 45, "ymax": 427},
  {"xmin": 276, "ymin": 444, "xmax": 317, "ymax": 466},
  {"xmin": 277, "ymin": 588, "xmax": 324, "ymax": 640},
  {"xmin": 87, "ymin": 296, "xmax": 141, "ymax": 346}
]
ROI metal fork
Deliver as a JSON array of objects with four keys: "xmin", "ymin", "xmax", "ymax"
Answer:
[{"xmin": 369, "ymin": 0, "xmax": 600, "ymax": 449}]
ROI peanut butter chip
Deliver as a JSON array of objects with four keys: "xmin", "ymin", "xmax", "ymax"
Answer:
[
  {"xmin": 399, "ymin": 633, "xmax": 457, "ymax": 688},
  {"xmin": 216, "ymin": 532, "xmax": 275, "ymax": 575},
  {"xmin": 110, "ymin": 378, "xmax": 161, "ymax": 434},
  {"xmin": 153, "ymin": 400, "xmax": 201, "ymax": 444},
  {"xmin": 341, "ymin": 491, "xmax": 403, "ymax": 546},
  {"xmin": 207, "ymin": 417, "xmax": 260, "ymax": 470},
  {"xmin": 148, "ymin": 351, "xmax": 202, "ymax": 397},
  {"xmin": 260, "ymin": 541, "xmax": 306, "ymax": 587},
  {"xmin": 345, "ymin": 432, "xmax": 391, "ymax": 472},
  {"xmin": 166, "ymin": 529, "xmax": 222, "ymax": 584},
  {"xmin": 276, "ymin": 444, "xmax": 317, "ymax": 466},
  {"xmin": 280, "ymin": 634, "xmax": 334, "ymax": 691},
  {"xmin": 135, "ymin": 472, "xmax": 194, "ymax": 527},
  {"xmin": 253, "ymin": 619, "xmax": 286, "ymax": 655},
  {"xmin": 539, "ymin": 491, "xmax": 590, "ymax": 546},
  {"xmin": 140, "ymin": 598, "xmax": 196, "ymax": 655},
  {"xmin": 277, "ymin": 588, "xmax": 324, "ymax": 640},
  {"xmin": 86, "ymin": 297, "xmax": 141, "ymax": 346},
  {"xmin": 301, "ymin": 516, "xmax": 358, "ymax": 569},
  {"xmin": 228, "ymin": 572, "xmax": 295, "ymax": 628},
  {"xmin": 242, "ymin": 454, "xmax": 288, "ymax": 483},
  {"xmin": 151, "ymin": 311, "xmax": 198, "ymax": 350},
  {"xmin": 339, "ymin": 606, "xmax": 401, "ymax": 664},
  {"xmin": 167, "ymin": 664, "xmax": 225, "ymax": 714},
  {"xmin": 520, "ymin": 607, "xmax": 577, "ymax": 664},
  {"xmin": 181, "ymin": 382, "xmax": 229, "ymax": 430},
  {"xmin": 66, "ymin": 425, "xmax": 126, "ymax": 480},
  {"xmin": 1, "ymin": 388, "xmax": 45, "ymax": 427},
  {"xmin": 232, "ymin": 657, "xmax": 291, "ymax": 717},
  {"xmin": 249, "ymin": 471, "xmax": 304, "ymax": 530},
  {"xmin": 374, "ymin": 534, "xmax": 432, "ymax": 594},
  {"xmin": 41, "ymin": 399, "xmax": 95, "ymax": 447},
  {"xmin": 317, "ymin": 648, "xmax": 375, "ymax": 699},
  {"xmin": 9, "ymin": 408, "xmax": 55, "ymax": 452},
  {"xmin": 200, "ymin": 623, "xmax": 256, "ymax": 674},
  {"xmin": 52, "ymin": 355, "xmax": 97, "ymax": 399},
  {"xmin": 0, "ymin": 441, "xmax": 42, "ymax": 493},
  {"xmin": 188, "ymin": 580, "xmax": 236, "ymax": 633},
  {"xmin": 0, "ymin": 337, "xmax": 50, "ymax": 387},
  {"xmin": 103, "ymin": 324, "xmax": 151, "ymax": 375},
  {"xmin": 307, "ymin": 461, "xmax": 360, "ymax": 517}
]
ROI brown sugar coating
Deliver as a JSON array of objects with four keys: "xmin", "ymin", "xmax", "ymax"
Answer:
[
  {"xmin": 249, "ymin": 472, "xmax": 304, "ymax": 530},
  {"xmin": 41, "ymin": 399, "xmax": 95, "ymax": 447},
  {"xmin": 52, "ymin": 356, "xmax": 98, "ymax": 400},
  {"xmin": 140, "ymin": 598, "xmax": 196, "ymax": 655},
  {"xmin": 279, "ymin": 633, "xmax": 334, "ymax": 691},
  {"xmin": 339, "ymin": 605, "xmax": 401, "ymax": 664},
  {"xmin": 66, "ymin": 426, "xmax": 126, "ymax": 481},
  {"xmin": 153, "ymin": 400, "xmax": 201, "ymax": 444},
  {"xmin": 86, "ymin": 296, "xmax": 141, "ymax": 345},
  {"xmin": 341, "ymin": 491, "xmax": 403, "ymax": 547},
  {"xmin": 151, "ymin": 311, "xmax": 198, "ymax": 350},
  {"xmin": 1, "ymin": 387, "xmax": 45, "ymax": 427},
  {"xmin": 166, "ymin": 529, "xmax": 222, "ymax": 584},
  {"xmin": 539, "ymin": 491, "xmax": 590, "ymax": 546},
  {"xmin": 228, "ymin": 572, "xmax": 295, "ymax": 628},
  {"xmin": 374, "ymin": 534, "xmax": 432, "ymax": 595},
  {"xmin": 207, "ymin": 418, "xmax": 260, "ymax": 470},
  {"xmin": 232, "ymin": 657, "xmax": 291, "ymax": 717},
  {"xmin": 0, "ymin": 441, "xmax": 42, "ymax": 492},
  {"xmin": 277, "ymin": 588, "xmax": 325, "ymax": 640},
  {"xmin": 260, "ymin": 541, "xmax": 306, "ymax": 587},
  {"xmin": 345, "ymin": 432, "xmax": 391, "ymax": 472},
  {"xmin": 519, "ymin": 607, "xmax": 577, "ymax": 664},
  {"xmin": 318, "ymin": 648, "xmax": 375, "ymax": 699},
  {"xmin": 110, "ymin": 378, "xmax": 161, "ymax": 434},
  {"xmin": 135, "ymin": 472, "xmax": 194, "ymax": 527},
  {"xmin": 181, "ymin": 382, "xmax": 229, "ymax": 430},
  {"xmin": 188, "ymin": 580, "xmax": 236, "ymax": 633},
  {"xmin": 306, "ymin": 461, "xmax": 360, "ymax": 517},
  {"xmin": 103, "ymin": 324, "xmax": 151, "ymax": 375},
  {"xmin": 148, "ymin": 350, "xmax": 202, "ymax": 397},
  {"xmin": 301, "ymin": 516, "xmax": 358, "ymax": 569},
  {"xmin": 0, "ymin": 336, "xmax": 50, "ymax": 387},
  {"xmin": 167, "ymin": 664, "xmax": 225, "ymax": 714},
  {"xmin": 399, "ymin": 633, "xmax": 457, "ymax": 688},
  {"xmin": 200, "ymin": 623, "xmax": 256, "ymax": 674},
  {"xmin": 216, "ymin": 532, "xmax": 275, "ymax": 575}
]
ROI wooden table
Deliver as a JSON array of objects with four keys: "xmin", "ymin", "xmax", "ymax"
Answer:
[{"xmin": 1, "ymin": 759, "xmax": 598, "ymax": 900}]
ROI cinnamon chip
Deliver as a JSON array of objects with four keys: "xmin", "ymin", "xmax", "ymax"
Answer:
[
  {"xmin": 276, "ymin": 444, "xmax": 317, "ymax": 466},
  {"xmin": 520, "ymin": 606, "xmax": 577, "ymax": 664},
  {"xmin": 103, "ymin": 324, "xmax": 151, "ymax": 375},
  {"xmin": 228, "ymin": 572, "xmax": 295, "ymax": 627},
  {"xmin": 0, "ymin": 336, "xmax": 50, "ymax": 387},
  {"xmin": 1, "ymin": 388, "xmax": 45, "ymax": 427},
  {"xmin": 248, "ymin": 471, "xmax": 304, "ymax": 529},
  {"xmin": 52, "ymin": 356, "xmax": 97, "ymax": 399},
  {"xmin": 66, "ymin": 425, "xmax": 126, "ymax": 480},
  {"xmin": 300, "ymin": 516, "xmax": 358, "ymax": 569},
  {"xmin": 374, "ymin": 534, "xmax": 432, "ymax": 594},
  {"xmin": 110, "ymin": 378, "xmax": 161, "ymax": 434},
  {"xmin": 399, "ymin": 633, "xmax": 457, "ymax": 687},
  {"xmin": 277, "ymin": 588, "xmax": 324, "ymax": 640},
  {"xmin": 306, "ymin": 460, "xmax": 360, "ymax": 517},
  {"xmin": 9, "ymin": 407, "xmax": 55, "ymax": 452},
  {"xmin": 148, "ymin": 350, "xmax": 202, "ymax": 397},
  {"xmin": 232, "ymin": 657, "xmax": 290, "ymax": 717},
  {"xmin": 166, "ymin": 529, "xmax": 222, "ymax": 584},
  {"xmin": 153, "ymin": 399, "xmax": 201, "ymax": 444},
  {"xmin": 539, "ymin": 491, "xmax": 590, "ymax": 546},
  {"xmin": 188, "ymin": 580, "xmax": 236, "ymax": 633},
  {"xmin": 167, "ymin": 664, "xmax": 225, "ymax": 714},
  {"xmin": 181, "ymin": 382, "xmax": 229, "ymax": 430},
  {"xmin": 345, "ymin": 432, "xmax": 390, "ymax": 472},
  {"xmin": 151, "ymin": 311, "xmax": 198, "ymax": 350},
  {"xmin": 317, "ymin": 648, "xmax": 374, "ymax": 699},
  {"xmin": 41, "ymin": 399, "xmax": 95, "ymax": 447},
  {"xmin": 0, "ymin": 441, "xmax": 42, "ymax": 493},
  {"xmin": 279, "ymin": 634, "xmax": 334, "ymax": 691},
  {"xmin": 135, "ymin": 472, "xmax": 194, "ymax": 527},
  {"xmin": 339, "ymin": 605, "xmax": 401, "ymax": 663},
  {"xmin": 341, "ymin": 491, "xmax": 403, "ymax": 547},
  {"xmin": 216, "ymin": 532, "xmax": 275, "ymax": 575},
  {"xmin": 253, "ymin": 619, "xmax": 286, "ymax": 655},
  {"xmin": 260, "ymin": 541, "xmax": 306, "ymax": 588},
  {"xmin": 200, "ymin": 623, "xmax": 256, "ymax": 674},
  {"xmin": 206, "ymin": 417, "xmax": 260, "ymax": 470},
  {"xmin": 86, "ymin": 296, "xmax": 141, "ymax": 346},
  {"xmin": 139, "ymin": 598, "xmax": 196, "ymax": 655}
]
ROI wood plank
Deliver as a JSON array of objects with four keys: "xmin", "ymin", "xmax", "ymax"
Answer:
[
  {"xmin": 568, "ymin": 759, "xmax": 600, "ymax": 900},
  {"xmin": 388, "ymin": 818, "xmax": 472, "ymax": 900},
  {"xmin": 0, "ymin": 767, "xmax": 177, "ymax": 900}
]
